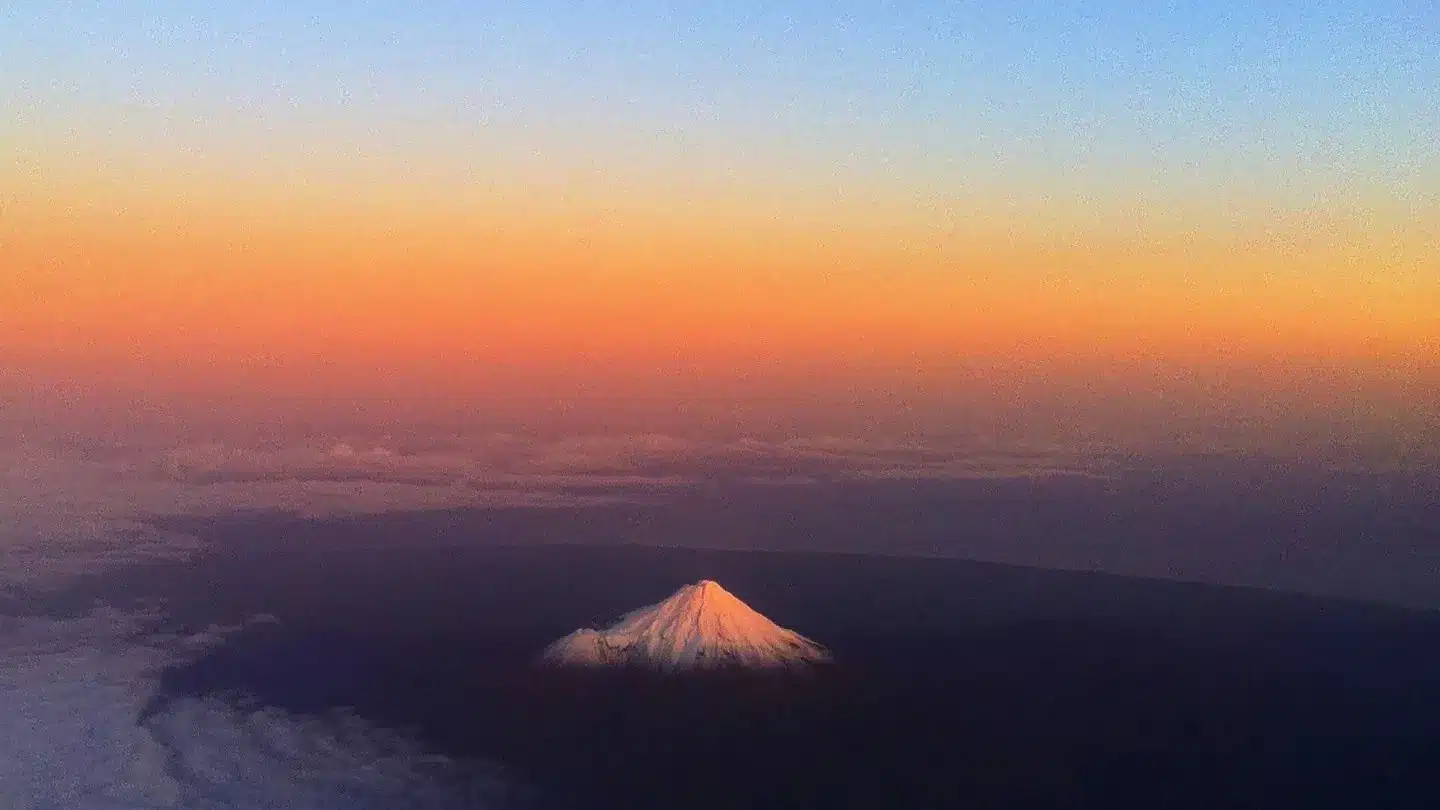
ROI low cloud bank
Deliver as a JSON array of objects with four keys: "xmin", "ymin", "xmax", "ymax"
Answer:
[
  {"xmin": 0, "ymin": 610, "xmax": 514, "ymax": 809},
  {"xmin": 153, "ymin": 434, "xmax": 1111, "ymax": 485},
  {"xmin": 1, "ymin": 432, "xmax": 1110, "ymax": 589}
]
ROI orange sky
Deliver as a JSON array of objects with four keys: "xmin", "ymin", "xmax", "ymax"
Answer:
[
  {"xmin": 5, "ymin": 1, "xmax": 1440, "ymax": 446},
  {"xmin": 4, "ymin": 26, "xmax": 1437, "ymax": 454},
  {"xmin": 3, "ymin": 178, "xmax": 1435, "ymax": 452},
  {"xmin": 5, "ymin": 185, "xmax": 1436, "ymax": 366}
]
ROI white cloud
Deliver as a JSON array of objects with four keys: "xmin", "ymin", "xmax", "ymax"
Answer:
[
  {"xmin": 0, "ymin": 433, "xmax": 529, "ymax": 806},
  {"xmin": 0, "ymin": 610, "xmax": 512, "ymax": 809}
]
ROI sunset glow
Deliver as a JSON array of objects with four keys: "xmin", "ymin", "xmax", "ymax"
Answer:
[{"xmin": 3, "ymin": 3, "xmax": 1436, "ymax": 450}]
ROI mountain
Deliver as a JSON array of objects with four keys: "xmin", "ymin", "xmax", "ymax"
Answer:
[{"xmin": 539, "ymin": 580, "xmax": 832, "ymax": 671}]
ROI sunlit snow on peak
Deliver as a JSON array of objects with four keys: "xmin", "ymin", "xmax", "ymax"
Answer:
[{"xmin": 540, "ymin": 580, "xmax": 831, "ymax": 672}]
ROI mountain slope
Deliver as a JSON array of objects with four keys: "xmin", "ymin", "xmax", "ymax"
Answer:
[{"xmin": 539, "ymin": 580, "xmax": 831, "ymax": 671}]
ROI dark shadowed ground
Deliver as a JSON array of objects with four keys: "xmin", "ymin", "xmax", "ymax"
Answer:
[{"xmin": 29, "ymin": 486, "xmax": 1440, "ymax": 809}]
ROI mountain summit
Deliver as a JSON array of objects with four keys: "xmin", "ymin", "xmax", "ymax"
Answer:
[{"xmin": 539, "ymin": 580, "xmax": 832, "ymax": 671}]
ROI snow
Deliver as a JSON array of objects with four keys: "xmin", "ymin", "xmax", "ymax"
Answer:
[{"xmin": 539, "ymin": 580, "xmax": 832, "ymax": 671}]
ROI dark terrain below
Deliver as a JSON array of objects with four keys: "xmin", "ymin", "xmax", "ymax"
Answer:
[{"xmin": 32, "ymin": 505, "xmax": 1440, "ymax": 809}]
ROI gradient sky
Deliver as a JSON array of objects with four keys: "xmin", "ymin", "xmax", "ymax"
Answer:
[{"xmin": 3, "ymin": 2, "xmax": 1437, "ymax": 452}]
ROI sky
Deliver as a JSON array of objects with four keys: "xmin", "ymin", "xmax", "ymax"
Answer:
[
  {"xmin": 1, "ymin": 9, "xmax": 1438, "ymax": 802},
  {"xmin": 2, "ymin": 1, "xmax": 1437, "ymax": 454}
]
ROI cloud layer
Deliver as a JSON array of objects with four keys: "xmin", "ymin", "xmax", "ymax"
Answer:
[
  {"xmin": 1, "ymin": 431, "xmax": 1111, "ymax": 590},
  {"xmin": 0, "ymin": 610, "xmax": 513, "ymax": 809}
]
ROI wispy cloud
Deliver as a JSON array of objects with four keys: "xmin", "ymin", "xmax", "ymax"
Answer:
[
  {"xmin": 0, "ymin": 431, "xmax": 1112, "ymax": 589},
  {"xmin": 144, "ymin": 432, "xmax": 1113, "ymax": 494}
]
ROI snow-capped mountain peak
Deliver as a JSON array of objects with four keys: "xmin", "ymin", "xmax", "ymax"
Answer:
[{"xmin": 539, "ymin": 580, "xmax": 831, "ymax": 671}]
